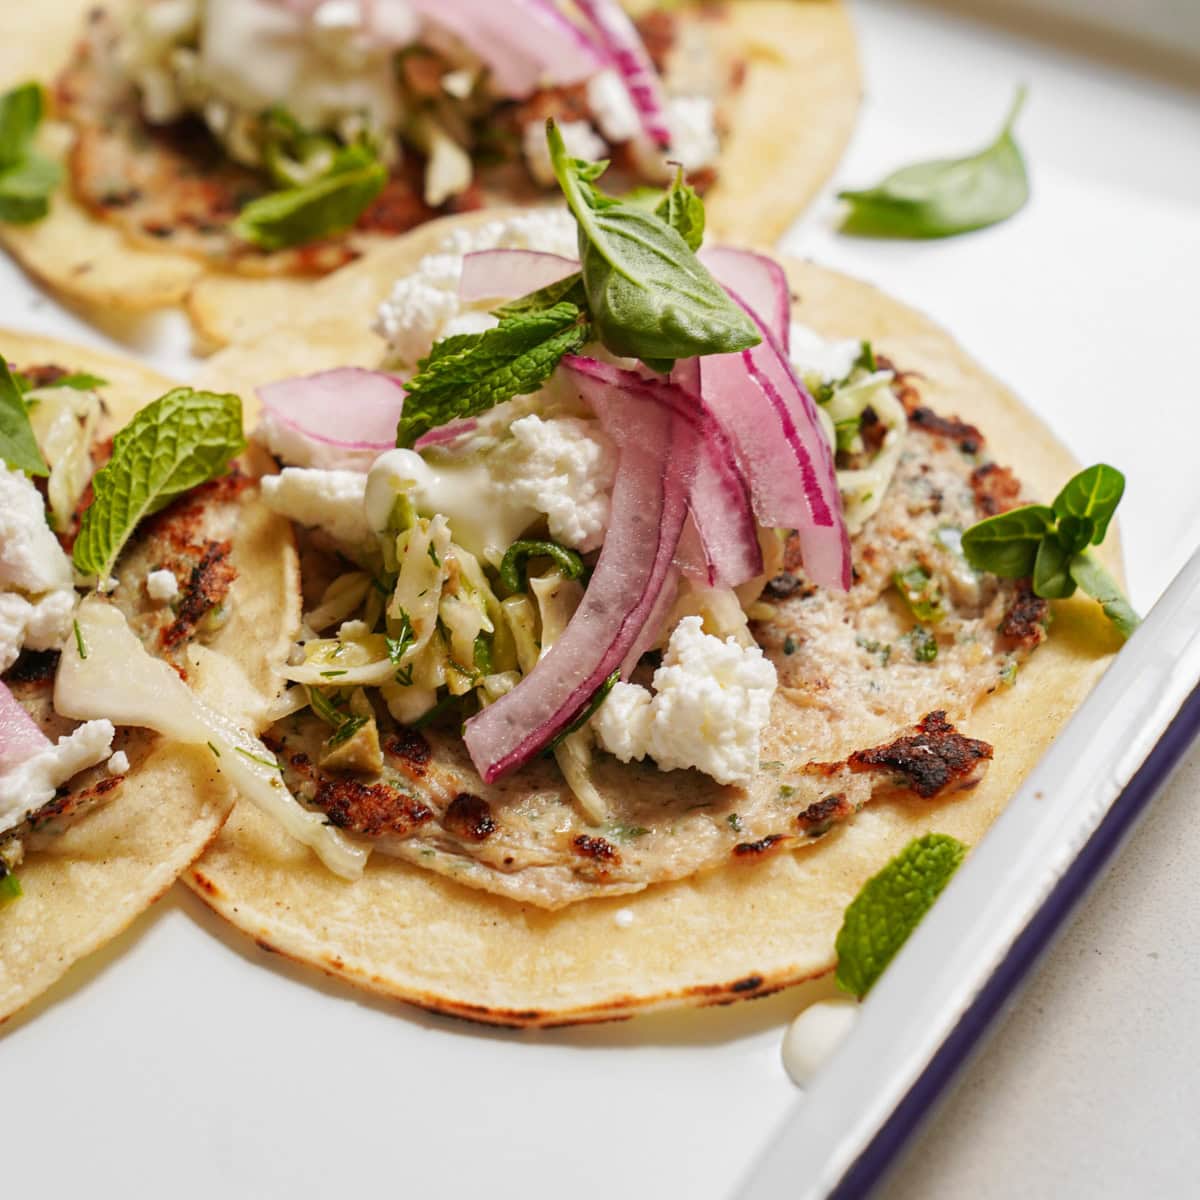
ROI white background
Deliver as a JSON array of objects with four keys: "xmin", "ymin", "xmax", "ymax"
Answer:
[{"xmin": 3, "ymin": 2, "xmax": 1199, "ymax": 1197}]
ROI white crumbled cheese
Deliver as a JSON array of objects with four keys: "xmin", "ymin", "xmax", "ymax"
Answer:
[
  {"xmin": 587, "ymin": 70, "xmax": 642, "ymax": 144},
  {"xmin": 523, "ymin": 118, "xmax": 606, "ymax": 187},
  {"xmin": 107, "ymin": 750, "xmax": 131, "ymax": 776},
  {"xmin": 782, "ymin": 1000, "xmax": 859, "ymax": 1087},
  {"xmin": 260, "ymin": 468, "xmax": 370, "ymax": 548},
  {"xmin": 630, "ymin": 95, "xmax": 720, "ymax": 180},
  {"xmin": 592, "ymin": 616, "xmax": 778, "ymax": 786},
  {"xmin": 789, "ymin": 322, "xmax": 863, "ymax": 384},
  {"xmin": 146, "ymin": 569, "xmax": 180, "ymax": 604},
  {"xmin": 0, "ymin": 589, "xmax": 76, "ymax": 675},
  {"xmin": 338, "ymin": 619, "xmax": 370, "ymax": 640},
  {"xmin": 0, "ymin": 467, "xmax": 74, "ymax": 594},
  {"xmin": 491, "ymin": 416, "xmax": 616, "ymax": 552},
  {"xmin": 374, "ymin": 211, "xmax": 578, "ymax": 367},
  {"xmin": 0, "ymin": 720, "xmax": 116, "ymax": 837}
]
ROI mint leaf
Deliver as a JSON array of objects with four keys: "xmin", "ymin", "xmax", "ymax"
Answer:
[
  {"xmin": 547, "ymin": 120, "xmax": 759, "ymax": 362},
  {"xmin": 232, "ymin": 144, "xmax": 386, "ymax": 251},
  {"xmin": 16, "ymin": 371, "xmax": 108, "ymax": 393},
  {"xmin": 397, "ymin": 303, "xmax": 588, "ymax": 448},
  {"xmin": 835, "ymin": 833, "xmax": 967, "ymax": 998},
  {"xmin": 655, "ymin": 166, "xmax": 705, "ymax": 251},
  {"xmin": 0, "ymin": 83, "xmax": 45, "ymax": 167},
  {"xmin": 839, "ymin": 88, "xmax": 1029, "ymax": 239},
  {"xmin": 1069, "ymin": 552, "xmax": 1140, "ymax": 640},
  {"xmin": 494, "ymin": 271, "xmax": 586, "ymax": 317},
  {"xmin": 960, "ymin": 503, "xmax": 1054, "ymax": 578},
  {"xmin": 0, "ymin": 151, "xmax": 62, "ymax": 224},
  {"xmin": 1052, "ymin": 463, "xmax": 1124, "ymax": 545},
  {"xmin": 0, "ymin": 358, "xmax": 48, "ymax": 475},
  {"xmin": 73, "ymin": 389, "xmax": 246, "ymax": 583}
]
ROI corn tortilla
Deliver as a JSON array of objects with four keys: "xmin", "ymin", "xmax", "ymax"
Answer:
[
  {"xmin": 0, "ymin": 331, "xmax": 300, "ymax": 1024},
  {"xmin": 0, "ymin": 1, "xmax": 859, "ymax": 346}
]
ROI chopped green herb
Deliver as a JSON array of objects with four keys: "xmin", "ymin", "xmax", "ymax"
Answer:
[
  {"xmin": 234, "ymin": 746, "xmax": 284, "ymax": 772},
  {"xmin": 72, "ymin": 618, "xmax": 88, "ymax": 661},
  {"xmin": 838, "ymin": 88, "xmax": 1029, "ymax": 239},
  {"xmin": 0, "ymin": 82, "xmax": 63, "ymax": 226},
  {"xmin": 893, "ymin": 564, "xmax": 946, "ymax": 623},
  {"xmin": 320, "ymin": 669, "xmax": 348, "ymax": 678},
  {"xmin": 473, "ymin": 632, "xmax": 493, "ymax": 675},
  {"xmin": 307, "ymin": 687, "xmax": 346, "ymax": 727},
  {"xmin": 499, "ymin": 539, "xmax": 586, "ymax": 594},
  {"xmin": 0, "ymin": 872, "xmax": 21, "ymax": 902},
  {"xmin": 999, "ymin": 660, "xmax": 1018, "ymax": 686},
  {"xmin": 779, "ymin": 785, "xmax": 796, "ymax": 800},
  {"xmin": 426, "ymin": 540, "xmax": 441, "ymax": 567},
  {"xmin": 726, "ymin": 813, "xmax": 743, "ymax": 833},
  {"xmin": 856, "ymin": 636, "xmax": 892, "ymax": 667},
  {"xmin": 783, "ymin": 635, "xmax": 798, "ymax": 655},
  {"xmin": 326, "ymin": 714, "xmax": 368, "ymax": 749},
  {"xmin": 206, "ymin": 741, "xmax": 220, "ymax": 757},
  {"xmin": 835, "ymin": 833, "xmax": 967, "ymax": 997},
  {"xmin": 906, "ymin": 626, "xmax": 938, "ymax": 663},
  {"xmin": 607, "ymin": 822, "xmax": 650, "ymax": 842},
  {"xmin": 393, "ymin": 664, "xmax": 415, "ymax": 687}
]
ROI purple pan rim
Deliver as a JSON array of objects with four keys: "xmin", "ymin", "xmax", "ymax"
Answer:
[{"xmin": 828, "ymin": 679, "xmax": 1200, "ymax": 1200}]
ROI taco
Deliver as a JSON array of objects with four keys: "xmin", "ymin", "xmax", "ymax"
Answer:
[
  {"xmin": 0, "ymin": 0, "xmax": 858, "ymax": 349},
  {"xmin": 0, "ymin": 331, "xmax": 306, "ymax": 1024},
  {"xmin": 184, "ymin": 146, "xmax": 1125, "ymax": 1025}
]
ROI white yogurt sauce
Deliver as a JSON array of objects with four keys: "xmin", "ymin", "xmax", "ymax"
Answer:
[{"xmin": 781, "ymin": 999, "xmax": 859, "ymax": 1087}]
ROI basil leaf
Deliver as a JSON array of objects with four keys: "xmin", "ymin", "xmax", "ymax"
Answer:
[
  {"xmin": 499, "ymin": 539, "xmax": 585, "ymax": 594},
  {"xmin": 1032, "ymin": 531, "xmax": 1075, "ymax": 599},
  {"xmin": 0, "ymin": 83, "xmax": 44, "ymax": 168},
  {"xmin": 655, "ymin": 166, "xmax": 705, "ymax": 252},
  {"xmin": 397, "ymin": 303, "xmax": 589, "ymax": 448},
  {"xmin": 232, "ymin": 145, "xmax": 387, "ymax": 251},
  {"xmin": 73, "ymin": 388, "xmax": 246, "ymax": 583},
  {"xmin": 0, "ymin": 153, "xmax": 63, "ymax": 224},
  {"xmin": 838, "ymin": 88, "xmax": 1029, "ymax": 239},
  {"xmin": 960, "ymin": 503, "xmax": 1054, "ymax": 577},
  {"xmin": 547, "ymin": 120, "xmax": 759, "ymax": 362},
  {"xmin": 835, "ymin": 833, "xmax": 967, "ymax": 998},
  {"xmin": 1052, "ymin": 463, "xmax": 1124, "ymax": 545},
  {"xmin": 0, "ymin": 358, "xmax": 49, "ymax": 475},
  {"xmin": 1068, "ymin": 553, "xmax": 1140, "ymax": 641}
]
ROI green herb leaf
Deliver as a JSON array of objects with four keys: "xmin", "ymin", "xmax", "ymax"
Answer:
[
  {"xmin": 838, "ymin": 88, "xmax": 1029, "ymax": 239},
  {"xmin": 15, "ymin": 370, "xmax": 108, "ymax": 392},
  {"xmin": 73, "ymin": 618, "xmax": 88, "ymax": 661},
  {"xmin": 1051, "ymin": 463, "xmax": 1124, "ymax": 545},
  {"xmin": 655, "ymin": 165, "xmax": 705, "ymax": 251},
  {"xmin": 0, "ymin": 153, "xmax": 63, "ymax": 224},
  {"xmin": 906, "ymin": 625, "xmax": 938, "ymax": 663},
  {"xmin": 893, "ymin": 564, "xmax": 946, "ymax": 624},
  {"xmin": 397, "ymin": 303, "xmax": 589, "ymax": 448},
  {"xmin": 499, "ymin": 539, "xmax": 586, "ymax": 594},
  {"xmin": 232, "ymin": 143, "xmax": 387, "ymax": 251},
  {"xmin": 1068, "ymin": 552, "xmax": 1141, "ymax": 640},
  {"xmin": 73, "ymin": 388, "xmax": 245, "ymax": 583},
  {"xmin": 494, "ymin": 270, "xmax": 587, "ymax": 317},
  {"xmin": 326, "ymin": 714, "xmax": 368, "ymax": 749},
  {"xmin": 0, "ymin": 358, "xmax": 49, "ymax": 475},
  {"xmin": 0, "ymin": 871, "xmax": 21, "ymax": 903},
  {"xmin": 960, "ymin": 503, "xmax": 1055, "ymax": 578},
  {"xmin": 835, "ymin": 833, "xmax": 967, "ymax": 998},
  {"xmin": 548, "ymin": 119, "xmax": 759, "ymax": 362},
  {"xmin": 1032, "ymin": 532, "xmax": 1075, "ymax": 598},
  {"xmin": 0, "ymin": 83, "xmax": 45, "ymax": 166}
]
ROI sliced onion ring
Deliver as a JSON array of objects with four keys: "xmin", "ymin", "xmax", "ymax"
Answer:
[
  {"xmin": 573, "ymin": 0, "xmax": 672, "ymax": 147},
  {"xmin": 699, "ymin": 246, "xmax": 791, "ymax": 353},
  {"xmin": 459, "ymin": 249, "xmax": 578, "ymax": 304},
  {"xmin": 257, "ymin": 368, "xmax": 406, "ymax": 472},
  {"xmin": 463, "ymin": 405, "xmax": 695, "ymax": 782},
  {"xmin": 563, "ymin": 355, "xmax": 762, "ymax": 590},
  {"xmin": 699, "ymin": 292, "xmax": 851, "ymax": 591},
  {"xmin": 0, "ymin": 681, "xmax": 50, "ymax": 771}
]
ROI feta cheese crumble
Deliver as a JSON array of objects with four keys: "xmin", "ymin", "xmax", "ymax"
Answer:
[
  {"xmin": 592, "ymin": 616, "xmax": 778, "ymax": 786},
  {"xmin": 107, "ymin": 750, "xmax": 131, "ymax": 776},
  {"xmin": 0, "ymin": 467, "xmax": 74, "ymax": 594},
  {"xmin": 789, "ymin": 322, "xmax": 864, "ymax": 385},
  {"xmin": 0, "ymin": 719, "xmax": 116, "ymax": 837},
  {"xmin": 586, "ymin": 69, "xmax": 642, "ymax": 144},
  {"xmin": 260, "ymin": 468, "xmax": 371, "ymax": 549},
  {"xmin": 146, "ymin": 569, "xmax": 180, "ymax": 604},
  {"xmin": 491, "ymin": 415, "xmax": 616, "ymax": 553},
  {"xmin": 374, "ymin": 211, "xmax": 578, "ymax": 367},
  {"xmin": 0, "ymin": 591, "xmax": 76, "ymax": 674}
]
